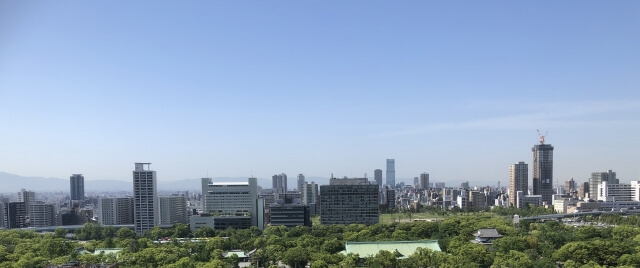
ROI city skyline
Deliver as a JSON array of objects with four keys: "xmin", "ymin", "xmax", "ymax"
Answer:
[{"xmin": 1, "ymin": 2, "xmax": 639, "ymax": 185}]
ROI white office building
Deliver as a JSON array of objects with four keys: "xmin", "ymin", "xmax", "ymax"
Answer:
[
  {"xmin": 597, "ymin": 181, "xmax": 640, "ymax": 202},
  {"xmin": 200, "ymin": 177, "xmax": 263, "ymax": 230},
  {"xmin": 28, "ymin": 202, "xmax": 54, "ymax": 227}
]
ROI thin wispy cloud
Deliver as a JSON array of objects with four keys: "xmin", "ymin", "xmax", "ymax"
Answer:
[{"xmin": 379, "ymin": 99, "xmax": 640, "ymax": 137}]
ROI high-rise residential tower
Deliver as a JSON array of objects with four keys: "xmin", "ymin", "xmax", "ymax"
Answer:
[
  {"xmin": 133, "ymin": 163, "xmax": 158, "ymax": 234},
  {"xmin": 374, "ymin": 169, "xmax": 383, "ymax": 188},
  {"xmin": 532, "ymin": 140, "xmax": 554, "ymax": 204},
  {"xmin": 419, "ymin": 173, "xmax": 429, "ymax": 190},
  {"xmin": 589, "ymin": 170, "xmax": 617, "ymax": 200},
  {"xmin": 509, "ymin": 161, "xmax": 528, "ymax": 207},
  {"xmin": 297, "ymin": 174, "xmax": 305, "ymax": 192},
  {"xmin": 386, "ymin": 159, "xmax": 395, "ymax": 187},
  {"xmin": 70, "ymin": 174, "xmax": 85, "ymax": 201},
  {"xmin": 272, "ymin": 173, "xmax": 287, "ymax": 194},
  {"xmin": 301, "ymin": 181, "xmax": 318, "ymax": 205}
]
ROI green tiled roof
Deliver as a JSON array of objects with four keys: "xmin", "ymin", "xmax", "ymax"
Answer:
[
  {"xmin": 343, "ymin": 240, "xmax": 441, "ymax": 259},
  {"xmin": 92, "ymin": 248, "xmax": 124, "ymax": 255},
  {"xmin": 223, "ymin": 250, "xmax": 248, "ymax": 258},
  {"xmin": 75, "ymin": 248, "xmax": 123, "ymax": 256}
]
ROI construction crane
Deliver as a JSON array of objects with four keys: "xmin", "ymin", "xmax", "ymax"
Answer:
[{"xmin": 537, "ymin": 129, "xmax": 548, "ymax": 144}]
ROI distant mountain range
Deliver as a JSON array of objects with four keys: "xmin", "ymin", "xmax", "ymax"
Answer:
[
  {"xmin": 0, "ymin": 172, "xmax": 332, "ymax": 194},
  {"xmin": 0, "ymin": 171, "xmax": 468, "ymax": 195}
]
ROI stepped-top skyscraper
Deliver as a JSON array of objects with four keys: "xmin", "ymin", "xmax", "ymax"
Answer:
[
  {"xmin": 509, "ymin": 162, "xmax": 528, "ymax": 207},
  {"xmin": 70, "ymin": 174, "xmax": 85, "ymax": 201},
  {"xmin": 532, "ymin": 134, "xmax": 554, "ymax": 204},
  {"xmin": 133, "ymin": 163, "xmax": 157, "ymax": 234},
  {"xmin": 386, "ymin": 159, "xmax": 395, "ymax": 187}
]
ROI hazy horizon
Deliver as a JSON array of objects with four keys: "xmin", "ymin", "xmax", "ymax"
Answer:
[{"xmin": 1, "ymin": 2, "xmax": 639, "ymax": 185}]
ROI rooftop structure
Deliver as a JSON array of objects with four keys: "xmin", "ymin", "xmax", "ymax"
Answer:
[{"xmin": 471, "ymin": 228, "xmax": 503, "ymax": 246}]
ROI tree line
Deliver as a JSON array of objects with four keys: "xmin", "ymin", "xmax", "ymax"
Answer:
[{"xmin": 2, "ymin": 211, "xmax": 640, "ymax": 267}]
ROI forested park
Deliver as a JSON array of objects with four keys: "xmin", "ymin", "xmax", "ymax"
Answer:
[{"xmin": 2, "ymin": 207, "xmax": 640, "ymax": 267}]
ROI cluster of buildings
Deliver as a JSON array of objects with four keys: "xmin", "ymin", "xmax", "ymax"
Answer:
[
  {"xmin": 1, "ymin": 164, "xmax": 189, "ymax": 233},
  {"xmin": 3, "ymin": 139, "xmax": 639, "ymax": 233},
  {"xmin": 503, "ymin": 136, "xmax": 640, "ymax": 214}
]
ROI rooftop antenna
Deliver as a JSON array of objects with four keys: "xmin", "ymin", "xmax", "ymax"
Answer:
[{"xmin": 537, "ymin": 129, "xmax": 548, "ymax": 144}]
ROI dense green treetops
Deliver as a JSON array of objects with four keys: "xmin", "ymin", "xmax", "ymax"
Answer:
[{"xmin": 1, "ymin": 211, "xmax": 640, "ymax": 267}]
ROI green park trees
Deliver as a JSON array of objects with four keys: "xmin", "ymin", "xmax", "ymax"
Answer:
[{"xmin": 2, "ymin": 211, "xmax": 640, "ymax": 267}]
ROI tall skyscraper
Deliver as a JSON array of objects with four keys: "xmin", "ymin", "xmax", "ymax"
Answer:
[
  {"xmin": 386, "ymin": 159, "xmax": 395, "ymax": 187},
  {"xmin": 589, "ymin": 170, "xmax": 617, "ymax": 199},
  {"xmin": 532, "ymin": 140, "xmax": 554, "ymax": 204},
  {"xmin": 70, "ymin": 174, "xmax": 85, "ymax": 201},
  {"xmin": 509, "ymin": 161, "xmax": 528, "ymax": 207},
  {"xmin": 419, "ymin": 173, "xmax": 429, "ymax": 190},
  {"xmin": 297, "ymin": 174, "xmax": 305, "ymax": 192},
  {"xmin": 272, "ymin": 173, "xmax": 288, "ymax": 194},
  {"xmin": 133, "ymin": 163, "xmax": 158, "ymax": 234},
  {"xmin": 374, "ymin": 169, "xmax": 383, "ymax": 188},
  {"xmin": 413, "ymin": 177, "xmax": 419, "ymax": 187}
]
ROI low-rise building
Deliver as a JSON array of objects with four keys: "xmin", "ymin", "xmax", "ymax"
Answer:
[
  {"xmin": 516, "ymin": 191, "xmax": 542, "ymax": 208},
  {"xmin": 269, "ymin": 204, "xmax": 311, "ymax": 228},
  {"xmin": 471, "ymin": 228, "xmax": 503, "ymax": 247}
]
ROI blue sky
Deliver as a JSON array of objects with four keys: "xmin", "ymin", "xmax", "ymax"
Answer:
[{"xmin": 1, "ymin": 1, "xmax": 639, "ymax": 186}]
